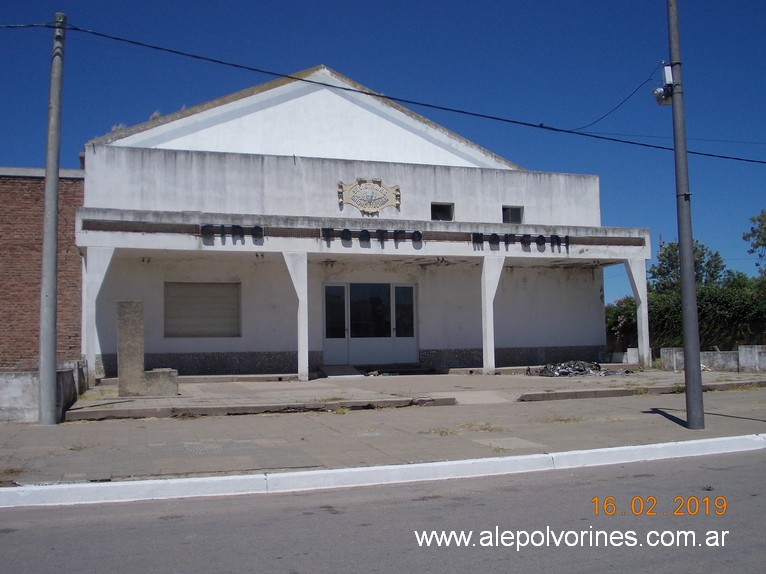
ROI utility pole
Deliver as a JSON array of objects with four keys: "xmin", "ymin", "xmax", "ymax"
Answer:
[
  {"xmin": 666, "ymin": 0, "xmax": 704, "ymax": 429},
  {"xmin": 39, "ymin": 12, "xmax": 66, "ymax": 425}
]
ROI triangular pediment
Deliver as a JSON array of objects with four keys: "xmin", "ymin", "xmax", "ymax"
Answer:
[{"xmin": 94, "ymin": 66, "xmax": 521, "ymax": 170}]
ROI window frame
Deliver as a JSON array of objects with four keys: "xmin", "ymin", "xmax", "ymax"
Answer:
[
  {"xmin": 431, "ymin": 202, "xmax": 455, "ymax": 222},
  {"xmin": 502, "ymin": 205, "xmax": 524, "ymax": 224},
  {"xmin": 163, "ymin": 282, "xmax": 242, "ymax": 338}
]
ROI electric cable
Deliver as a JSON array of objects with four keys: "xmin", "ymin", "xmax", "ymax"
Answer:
[
  {"xmin": 3, "ymin": 21, "xmax": 765, "ymax": 165},
  {"xmin": 571, "ymin": 65, "xmax": 662, "ymax": 131}
]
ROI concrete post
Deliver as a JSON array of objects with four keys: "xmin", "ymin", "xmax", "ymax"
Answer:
[
  {"xmin": 667, "ymin": 0, "xmax": 704, "ymax": 429},
  {"xmin": 625, "ymin": 259, "xmax": 652, "ymax": 369},
  {"xmin": 283, "ymin": 251, "xmax": 309, "ymax": 381},
  {"xmin": 480, "ymin": 256, "xmax": 505, "ymax": 375},
  {"xmin": 38, "ymin": 13, "xmax": 67, "ymax": 425},
  {"xmin": 117, "ymin": 301, "xmax": 145, "ymax": 396},
  {"xmin": 116, "ymin": 300, "xmax": 178, "ymax": 397}
]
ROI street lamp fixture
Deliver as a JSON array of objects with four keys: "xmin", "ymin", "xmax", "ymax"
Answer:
[{"xmin": 652, "ymin": 64, "xmax": 674, "ymax": 106}]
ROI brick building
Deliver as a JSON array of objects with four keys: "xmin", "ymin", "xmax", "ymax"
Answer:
[{"xmin": 0, "ymin": 168, "xmax": 84, "ymax": 371}]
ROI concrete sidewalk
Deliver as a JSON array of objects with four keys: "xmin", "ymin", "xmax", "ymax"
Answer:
[
  {"xmin": 0, "ymin": 368, "xmax": 764, "ymax": 494},
  {"xmin": 64, "ymin": 366, "xmax": 766, "ymax": 420}
]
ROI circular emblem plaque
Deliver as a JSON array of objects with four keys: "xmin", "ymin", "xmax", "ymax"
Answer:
[
  {"xmin": 350, "ymin": 182, "xmax": 390, "ymax": 211},
  {"xmin": 338, "ymin": 178, "xmax": 401, "ymax": 215}
]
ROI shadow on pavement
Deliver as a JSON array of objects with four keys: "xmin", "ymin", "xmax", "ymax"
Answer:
[{"xmin": 644, "ymin": 407, "xmax": 689, "ymax": 429}]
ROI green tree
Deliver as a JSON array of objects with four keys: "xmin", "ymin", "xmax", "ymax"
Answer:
[
  {"xmin": 604, "ymin": 295, "xmax": 637, "ymax": 352},
  {"xmin": 696, "ymin": 271, "xmax": 764, "ymax": 350},
  {"xmin": 743, "ymin": 209, "xmax": 766, "ymax": 277},
  {"xmin": 648, "ymin": 239, "xmax": 726, "ymax": 293},
  {"xmin": 647, "ymin": 289, "xmax": 683, "ymax": 349},
  {"xmin": 607, "ymin": 239, "xmax": 766, "ymax": 353}
]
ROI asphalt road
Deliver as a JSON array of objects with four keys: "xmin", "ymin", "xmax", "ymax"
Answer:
[{"xmin": 1, "ymin": 451, "xmax": 764, "ymax": 573}]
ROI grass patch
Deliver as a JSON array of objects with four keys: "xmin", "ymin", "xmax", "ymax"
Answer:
[
  {"xmin": 733, "ymin": 383, "xmax": 760, "ymax": 392},
  {"xmin": 77, "ymin": 388, "xmax": 117, "ymax": 402},
  {"xmin": 67, "ymin": 443, "xmax": 91, "ymax": 452},
  {"xmin": 632, "ymin": 387, "xmax": 649, "ymax": 396},
  {"xmin": 419, "ymin": 428, "xmax": 457, "ymax": 436},
  {"xmin": 171, "ymin": 412, "xmax": 199, "ymax": 419},
  {"xmin": 316, "ymin": 396, "xmax": 348, "ymax": 402},
  {"xmin": 542, "ymin": 416, "xmax": 586, "ymax": 424},
  {"xmin": 331, "ymin": 406, "xmax": 350, "ymax": 415},
  {"xmin": 419, "ymin": 422, "xmax": 506, "ymax": 435},
  {"xmin": 456, "ymin": 422, "xmax": 506, "ymax": 433},
  {"xmin": 671, "ymin": 383, "xmax": 686, "ymax": 394},
  {"xmin": 0, "ymin": 466, "xmax": 24, "ymax": 486}
]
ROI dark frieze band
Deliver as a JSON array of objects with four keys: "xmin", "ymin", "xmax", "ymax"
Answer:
[
  {"xmin": 201, "ymin": 224, "xmax": 569, "ymax": 251},
  {"xmin": 472, "ymin": 232, "xmax": 570, "ymax": 250},
  {"xmin": 80, "ymin": 220, "xmax": 642, "ymax": 249}
]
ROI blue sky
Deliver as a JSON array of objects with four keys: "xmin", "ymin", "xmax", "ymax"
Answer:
[{"xmin": 1, "ymin": 1, "xmax": 763, "ymax": 301}]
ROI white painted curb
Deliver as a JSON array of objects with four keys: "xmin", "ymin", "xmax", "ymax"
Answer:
[
  {"xmin": 0, "ymin": 473, "xmax": 267, "ymax": 508},
  {"xmin": 265, "ymin": 453, "xmax": 554, "ymax": 493},
  {"xmin": 550, "ymin": 433, "xmax": 766, "ymax": 469},
  {"xmin": 0, "ymin": 434, "xmax": 763, "ymax": 508}
]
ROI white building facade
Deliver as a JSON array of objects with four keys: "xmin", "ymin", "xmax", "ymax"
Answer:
[{"xmin": 76, "ymin": 66, "xmax": 651, "ymax": 383}]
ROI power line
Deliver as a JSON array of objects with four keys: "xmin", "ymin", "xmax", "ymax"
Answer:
[
  {"xmin": 571, "ymin": 65, "xmax": 662, "ymax": 131},
  {"xmin": 0, "ymin": 22, "xmax": 51, "ymax": 29},
  {"xmin": 586, "ymin": 132, "xmax": 766, "ymax": 146},
  {"xmin": 4, "ymin": 21, "xmax": 766, "ymax": 165}
]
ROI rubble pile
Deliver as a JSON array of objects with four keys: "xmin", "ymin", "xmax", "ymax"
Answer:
[{"xmin": 530, "ymin": 360, "xmax": 632, "ymax": 377}]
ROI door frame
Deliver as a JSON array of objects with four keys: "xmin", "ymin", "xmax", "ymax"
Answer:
[{"xmin": 322, "ymin": 282, "xmax": 418, "ymax": 365}]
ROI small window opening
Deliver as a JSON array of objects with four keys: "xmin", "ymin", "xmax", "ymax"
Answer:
[
  {"xmin": 431, "ymin": 203, "xmax": 454, "ymax": 221},
  {"xmin": 502, "ymin": 206, "xmax": 523, "ymax": 224}
]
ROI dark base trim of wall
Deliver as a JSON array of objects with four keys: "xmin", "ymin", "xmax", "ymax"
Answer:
[
  {"xmin": 97, "ymin": 346, "xmax": 606, "ymax": 378},
  {"xmin": 98, "ymin": 352, "xmax": 324, "ymax": 378},
  {"xmin": 420, "ymin": 346, "xmax": 606, "ymax": 369},
  {"xmin": 419, "ymin": 349, "xmax": 482, "ymax": 369}
]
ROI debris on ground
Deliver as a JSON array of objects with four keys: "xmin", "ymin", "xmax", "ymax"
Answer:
[{"xmin": 529, "ymin": 361, "xmax": 632, "ymax": 377}]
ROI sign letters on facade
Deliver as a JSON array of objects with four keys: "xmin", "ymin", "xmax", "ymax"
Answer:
[{"xmin": 199, "ymin": 224, "xmax": 569, "ymax": 253}]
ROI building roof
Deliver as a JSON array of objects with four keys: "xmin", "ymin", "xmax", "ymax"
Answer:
[
  {"xmin": 89, "ymin": 65, "xmax": 523, "ymax": 170},
  {"xmin": 0, "ymin": 167, "xmax": 84, "ymax": 179}
]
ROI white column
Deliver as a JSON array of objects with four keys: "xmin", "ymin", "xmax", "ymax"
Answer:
[
  {"xmin": 625, "ymin": 259, "xmax": 651, "ymax": 369},
  {"xmin": 283, "ymin": 251, "xmax": 309, "ymax": 381},
  {"xmin": 481, "ymin": 255, "xmax": 505, "ymax": 375},
  {"xmin": 83, "ymin": 247, "xmax": 114, "ymax": 386}
]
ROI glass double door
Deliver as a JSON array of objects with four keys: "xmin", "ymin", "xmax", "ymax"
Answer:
[{"xmin": 324, "ymin": 283, "xmax": 417, "ymax": 365}]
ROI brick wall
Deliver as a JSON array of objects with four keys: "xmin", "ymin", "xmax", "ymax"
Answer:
[{"xmin": 0, "ymin": 171, "xmax": 84, "ymax": 371}]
